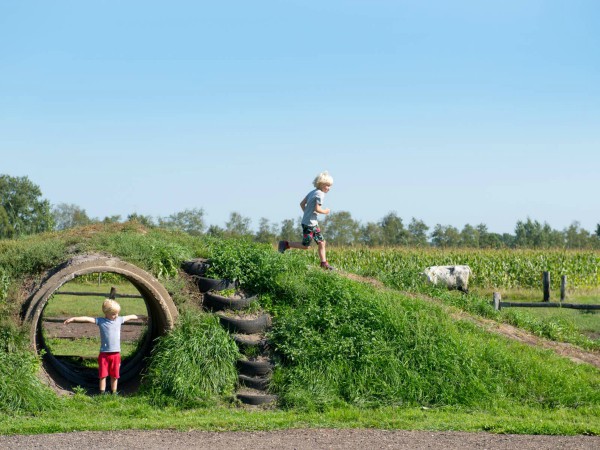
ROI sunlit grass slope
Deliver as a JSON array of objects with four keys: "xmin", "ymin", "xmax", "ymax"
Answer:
[{"xmin": 0, "ymin": 224, "xmax": 599, "ymax": 420}]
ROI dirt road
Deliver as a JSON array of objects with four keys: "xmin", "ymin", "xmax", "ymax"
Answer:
[{"xmin": 1, "ymin": 429, "xmax": 599, "ymax": 450}]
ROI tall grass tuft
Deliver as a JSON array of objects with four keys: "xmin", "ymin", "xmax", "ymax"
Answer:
[
  {"xmin": 0, "ymin": 322, "xmax": 57, "ymax": 413},
  {"xmin": 140, "ymin": 309, "xmax": 239, "ymax": 407}
]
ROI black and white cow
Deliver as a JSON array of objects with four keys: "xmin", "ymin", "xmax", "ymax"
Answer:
[{"xmin": 422, "ymin": 265, "xmax": 472, "ymax": 293}]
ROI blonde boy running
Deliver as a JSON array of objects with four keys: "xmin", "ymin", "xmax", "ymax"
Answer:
[{"xmin": 278, "ymin": 170, "xmax": 335, "ymax": 270}]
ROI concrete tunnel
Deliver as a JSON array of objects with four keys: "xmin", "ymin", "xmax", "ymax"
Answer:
[{"xmin": 21, "ymin": 254, "xmax": 178, "ymax": 392}]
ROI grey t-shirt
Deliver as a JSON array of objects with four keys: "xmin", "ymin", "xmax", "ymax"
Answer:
[
  {"xmin": 302, "ymin": 188, "xmax": 325, "ymax": 226},
  {"xmin": 96, "ymin": 316, "xmax": 125, "ymax": 353}
]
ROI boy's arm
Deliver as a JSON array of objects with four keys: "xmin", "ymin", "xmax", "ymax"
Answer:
[
  {"xmin": 315, "ymin": 204, "xmax": 330, "ymax": 215},
  {"xmin": 122, "ymin": 314, "xmax": 148, "ymax": 323},
  {"xmin": 299, "ymin": 196, "xmax": 308, "ymax": 211},
  {"xmin": 64, "ymin": 316, "xmax": 95, "ymax": 325}
]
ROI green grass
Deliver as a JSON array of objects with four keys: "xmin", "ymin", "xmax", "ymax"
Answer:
[
  {"xmin": 1, "ymin": 396, "xmax": 599, "ymax": 436},
  {"xmin": 469, "ymin": 287, "xmax": 600, "ymax": 344},
  {"xmin": 140, "ymin": 309, "xmax": 240, "ymax": 407},
  {"xmin": 43, "ymin": 280, "xmax": 147, "ymax": 317},
  {"xmin": 502, "ymin": 291, "xmax": 599, "ymax": 340},
  {"xmin": 2, "ymin": 226, "xmax": 600, "ymax": 434}
]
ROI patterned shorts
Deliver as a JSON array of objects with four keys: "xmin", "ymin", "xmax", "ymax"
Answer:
[{"xmin": 302, "ymin": 224, "xmax": 325, "ymax": 246}]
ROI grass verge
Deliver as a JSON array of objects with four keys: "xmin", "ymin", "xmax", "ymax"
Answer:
[{"xmin": 1, "ymin": 395, "xmax": 599, "ymax": 436}]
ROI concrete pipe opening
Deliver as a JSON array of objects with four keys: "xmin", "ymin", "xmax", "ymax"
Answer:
[{"xmin": 22, "ymin": 254, "xmax": 178, "ymax": 394}]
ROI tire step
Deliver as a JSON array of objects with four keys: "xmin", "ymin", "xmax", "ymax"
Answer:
[
  {"xmin": 192, "ymin": 276, "xmax": 236, "ymax": 293},
  {"xmin": 233, "ymin": 334, "xmax": 269, "ymax": 352},
  {"xmin": 238, "ymin": 374, "xmax": 271, "ymax": 390},
  {"xmin": 236, "ymin": 391, "xmax": 277, "ymax": 406},
  {"xmin": 204, "ymin": 292, "xmax": 257, "ymax": 311},
  {"xmin": 181, "ymin": 259, "xmax": 211, "ymax": 276},
  {"xmin": 237, "ymin": 358, "xmax": 274, "ymax": 376},
  {"xmin": 218, "ymin": 314, "xmax": 271, "ymax": 334}
]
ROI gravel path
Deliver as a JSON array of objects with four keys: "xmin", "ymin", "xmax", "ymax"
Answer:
[{"xmin": 2, "ymin": 429, "xmax": 599, "ymax": 450}]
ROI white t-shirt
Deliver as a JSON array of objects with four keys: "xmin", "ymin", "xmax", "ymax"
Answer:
[
  {"xmin": 96, "ymin": 316, "xmax": 125, "ymax": 353},
  {"xmin": 301, "ymin": 188, "xmax": 325, "ymax": 226}
]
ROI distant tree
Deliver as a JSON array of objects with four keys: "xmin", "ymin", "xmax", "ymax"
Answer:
[
  {"xmin": 544, "ymin": 223, "xmax": 564, "ymax": 248},
  {"xmin": 514, "ymin": 218, "xmax": 540, "ymax": 248},
  {"xmin": 52, "ymin": 203, "xmax": 93, "ymax": 231},
  {"xmin": 225, "ymin": 212, "xmax": 252, "ymax": 237},
  {"xmin": 322, "ymin": 211, "xmax": 359, "ymax": 246},
  {"xmin": 206, "ymin": 224, "xmax": 225, "ymax": 238},
  {"xmin": 514, "ymin": 218, "xmax": 563, "ymax": 248},
  {"xmin": 102, "ymin": 215, "xmax": 122, "ymax": 224},
  {"xmin": 0, "ymin": 175, "xmax": 53, "ymax": 238},
  {"xmin": 127, "ymin": 213, "xmax": 155, "ymax": 227},
  {"xmin": 501, "ymin": 233, "xmax": 516, "ymax": 248},
  {"xmin": 359, "ymin": 221, "xmax": 384, "ymax": 247},
  {"xmin": 430, "ymin": 224, "xmax": 460, "ymax": 248},
  {"xmin": 0, "ymin": 207, "xmax": 11, "ymax": 238},
  {"xmin": 158, "ymin": 208, "xmax": 206, "ymax": 235},
  {"xmin": 477, "ymin": 224, "xmax": 506, "ymax": 248},
  {"xmin": 255, "ymin": 217, "xmax": 278, "ymax": 244},
  {"xmin": 592, "ymin": 226, "xmax": 600, "ymax": 249},
  {"xmin": 459, "ymin": 224, "xmax": 479, "ymax": 248},
  {"xmin": 564, "ymin": 221, "xmax": 591, "ymax": 249},
  {"xmin": 379, "ymin": 211, "xmax": 409, "ymax": 246},
  {"xmin": 408, "ymin": 217, "xmax": 429, "ymax": 246},
  {"xmin": 279, "ymin": 218, "xmax": 299, "ymax": 242}
]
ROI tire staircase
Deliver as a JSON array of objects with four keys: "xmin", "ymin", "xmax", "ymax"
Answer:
[{"xmin": 182, "ymin": 259, "xmax": 277, "ymax": 406}]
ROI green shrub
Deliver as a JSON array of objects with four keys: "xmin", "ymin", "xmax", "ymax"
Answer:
[
  {"xmin": 0, "ymin": 269, "xmax": 9, "ymax": 303},
  {"xmin": 0, "ymin": 322, "xmax": 57, "ymax": 413},
  {"xmin": 140, "ymin": 309, "xmax": 239, "ymax": 407}
]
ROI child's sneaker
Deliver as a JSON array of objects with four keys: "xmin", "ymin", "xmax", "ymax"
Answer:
[
  {"xmin": 278, "ymin": 240, "xmax": 288, "ymax": 253},
  {"xmin": 320, "ymin": 261, "xmax": 335, "ymax": 271}
]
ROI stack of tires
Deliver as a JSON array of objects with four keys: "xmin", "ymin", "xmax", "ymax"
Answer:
[{"xmin": 182, "ymin": 259, "xmax": 277, "ymax": 406}]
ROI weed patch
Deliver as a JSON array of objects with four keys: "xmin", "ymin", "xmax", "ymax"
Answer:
[{"xmin": 140, "ymin": 309, "xmax": 239, "ymax": 407}]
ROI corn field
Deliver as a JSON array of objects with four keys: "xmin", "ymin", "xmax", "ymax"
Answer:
[{"xmin": 326, "ymin": 247, "xmax": 600, "ymax": 291}]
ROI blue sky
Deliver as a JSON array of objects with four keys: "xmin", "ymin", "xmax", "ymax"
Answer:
[{"xmin": 1, "ymin": 1, "xmax": 598, "ymax": 234}]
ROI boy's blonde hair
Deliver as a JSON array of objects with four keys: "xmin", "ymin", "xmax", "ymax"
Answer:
[
  {"xmin": 102, "ymin": 299, "xmax": 121, "ymax": 315},
  {"xmin": 313, "ymin": 170, "xmax": 333, "ymax": 189}
]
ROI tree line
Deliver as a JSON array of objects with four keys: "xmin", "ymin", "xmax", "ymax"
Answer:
[{"xmin": 2, "ymin": 174, "xmax": 599, "ymax": 249}]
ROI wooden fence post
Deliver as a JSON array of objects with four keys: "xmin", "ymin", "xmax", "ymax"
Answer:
[
  {"xmin": 493, "ymin": 292, "xmax": 501, "ymax": 311},
  {"xmin": 109, "ymin": 286, "xmax": 117, "ymax": 299},
  {"xmin": 560, "ymin": 275, "xmax": 567, "ymax": 302},
  {"xmin": 542, "ymin": 271, "xmax": 550, "ymax": 302}
]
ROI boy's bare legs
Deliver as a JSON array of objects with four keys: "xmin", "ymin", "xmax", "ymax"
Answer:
[
  {"xmin": 110, "ymin": 377, "xmax": 118, "ymax": 394},
  {"xmin": 288, "ymin": 242, "xmax": 308, "ymax": 250},
  {"xmin": 283, "ymin": 240, "xmax": 334, "ymax": 270},
  {"xmin": 318, "ymin": 242, "xmax": 334, "ymax": 270},
  {"xmin": 317, "ymin": 241, "xmax": 326, "ymax": 263},
  {"xmin": 99, "ymin": 377, "xmax": 107, "ymax": 392}
]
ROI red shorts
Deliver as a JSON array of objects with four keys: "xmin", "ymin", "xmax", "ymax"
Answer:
[{"xmin": 98, "ymin": 352, "xmax": 121, "ymax": 379}]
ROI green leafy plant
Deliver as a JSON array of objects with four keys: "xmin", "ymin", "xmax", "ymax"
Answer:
[
  {"xmin": 0, "ymin": 269, "xmax": 9, "ymax": 304},
  {"xmin": 0, "ymin": 323, "xmax": 57, "ymax": 413},
  {"xmin": 140, "ymin": 309, "xmax": 239, "ymax": 407}
]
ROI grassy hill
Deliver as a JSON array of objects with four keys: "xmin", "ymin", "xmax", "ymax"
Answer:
[{"xmin": 1, "ymin": 223, "xmax": 599, "ymax": 434}]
